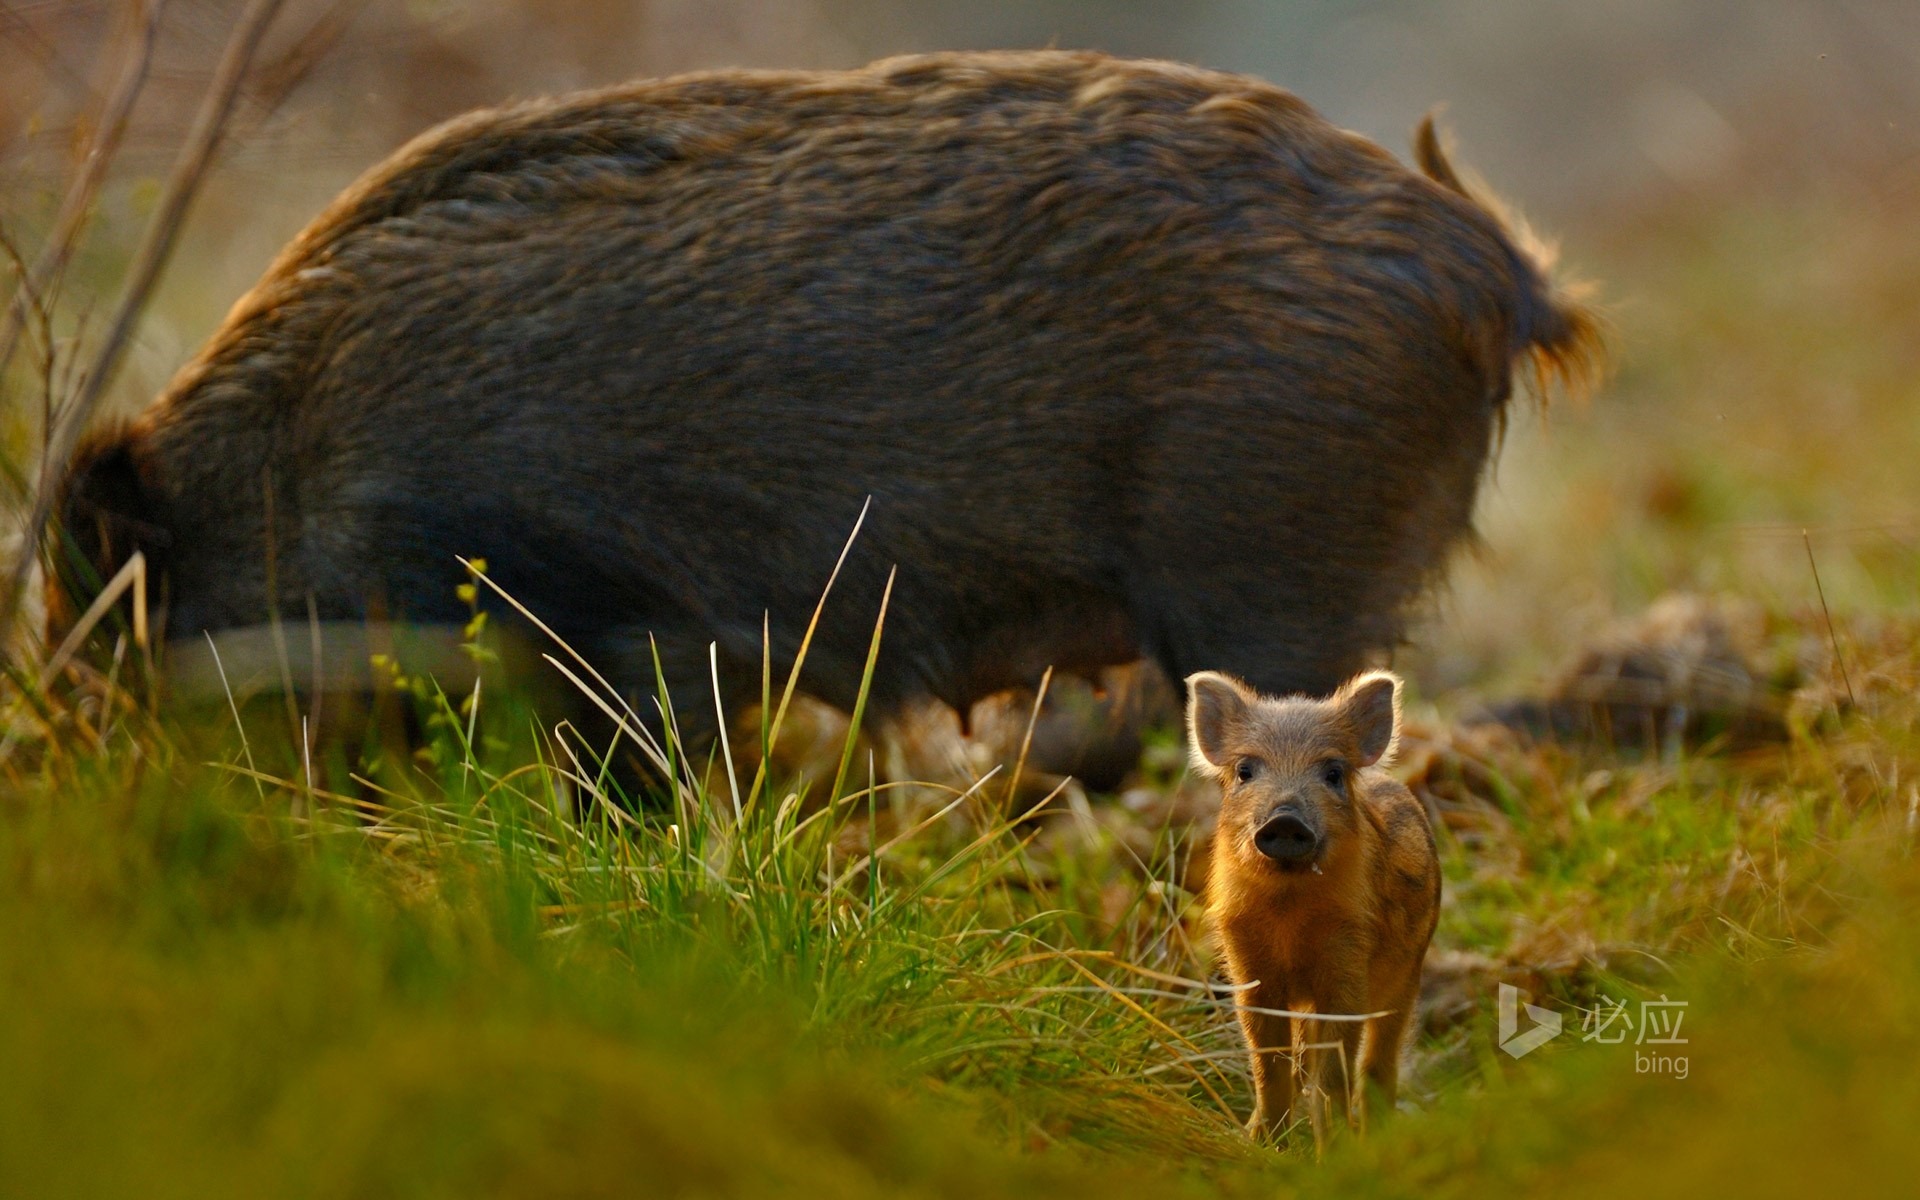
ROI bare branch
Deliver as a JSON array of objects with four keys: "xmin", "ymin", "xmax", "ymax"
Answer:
[
  {"xmin": 1, "ymin": 0, "xmax": 290, "ymax": 658},
  {"xmin": 0, "ymin": 0, "xmax": 170, "ymax": 382},
  {"xmin": 246, "ymin": 0, "xmax": 369, "ymax": 119}
]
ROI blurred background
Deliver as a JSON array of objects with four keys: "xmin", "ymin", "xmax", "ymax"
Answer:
[
  {"xmin": 8, "ymin": 1, "xmax": 1917, "ymax": 214},
  {"xmin": 3, "ymin": 0, "xmax": 1917, "ymax": 703}
]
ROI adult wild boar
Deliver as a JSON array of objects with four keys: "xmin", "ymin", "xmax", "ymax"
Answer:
[{"xmin": 52, "ymin": 50, "xmax": 1599, "ymax": 747}]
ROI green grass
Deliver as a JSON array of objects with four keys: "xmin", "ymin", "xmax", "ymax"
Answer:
[
  {"xmin": 0, "ymin": 577, "xmax": 1275, "ymax": 1196},
  {"xmin": 4, "ymin": 184, "xmax": 1919, "ymax": 1195},
  {"xmin": 4, "ymin": 585, "xmax": 1917, "ymax": 1197}
]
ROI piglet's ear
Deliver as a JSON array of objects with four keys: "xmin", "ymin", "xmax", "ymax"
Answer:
[
  {"xmin": 1185, "ymin": 671, "xmax": 1254, "ymax": 776},
  {"xmin": 1339, "ymin": 670, "xmax": 1401, "ymax": 768}
]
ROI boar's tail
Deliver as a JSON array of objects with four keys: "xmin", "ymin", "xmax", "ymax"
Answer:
[
  {"xmin": 1414, "ymin": 114, "xmax": 1606, "ymax": 406},
  {"xmin": 48, "ymin": 423, "xmax": 170, "ymax": 644}
]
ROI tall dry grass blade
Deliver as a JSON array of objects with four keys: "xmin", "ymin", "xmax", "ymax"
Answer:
[
  {"xmin": 459, "ymin": 556, "xmax": 695, "ymax": 804},
  {"xmin": 3, "ymin": 0, "xmax": 290, "ymax": 648},
  {"xmin": 897, "ymin": 776, "xmax": 1068, "ymax": 906},
  {"xmin": 758, "ymin": 611, "xmax": 771, "ymax": 802},
  {"xmin": 36, "ymin": 549, "xmax": 143, "ymax": 690},
  {"xmin": 539, "ymin": 653, "xmax": 675, "ymax": 790},
  {"xmin": 858, "ymin": 746, "xmax": 874, "ymax": 925},
  {"xmin": 827, "ymin": 565, "xmax": 895, "ymax": 808},
  {"xmin": 1803, "ymin": 530, "xmax": 1856, "ymax": 708},
  {"xmin": 130, "ymin": 539, "xmax": 147, "ymax": 652},
  {"xmin": 648, "ymin": 634, "xmax": 694, "ymax": 848},
  {"xmin": 828, "ymin": 766, "xmax": 1002, "ymax": 896},
  {"xmin": 989, "ymin": 949, "xmax": 1249, "ymax": 996},
  {"xmin": 648, "ymin": 634, "xmax": 713, "ymax": 809},
  {"xmin": 1055, "ymin": 954, "xmax": 1235, "ymax": 1119},
  {"xmin": 205, "ymin": 631, "xmax": 265, "ymax": 803},
  {"xmin": 867, "ymin": 753, "xmax": 880, "ymax": 918},
  {"xmin": 299, "ymin": 713, "xmax": 312, "ymax": 818},
  {"xmin": 746, "ymin": 496, "xmax": 872, "ymax": 807},
  {"xmin": 780, "ymin": 778, "xmax": 929, "ymax": 849},
  {"xmin": 303, "ymin": 594, "xmax": 323, "ymax": 739},
  {"xmin": 214, "ymin": 763, "xmax": 385, "ymax": 813},
  {"xmin": 1230, "ymin": 1005, "xmax": 1391, "ymax": 1023},
  {"xmin": 458, "ymin": 557, "xmax": 659, "ymax": 757},
  {"xmin": 1139, "ymin": 1047, "xmax": 1274, "ymax": 1078},
  {"xmin": 1004, "ymin": 665, "xmax": 1053, "ymax": 811},
  {"xmin": 553, "ymin": 732, "xmax": 644, "ymax": 834},
  {"xmin": 464, "ymin": 675, "xmax": 482, "ymax": 761},
  {"xmin": 97, "ymin": 631, "xmax": 129, "ymax": 741},
  {"xmin": 710, "ymin": 642, "xmax": 741, "ymax": 824}
]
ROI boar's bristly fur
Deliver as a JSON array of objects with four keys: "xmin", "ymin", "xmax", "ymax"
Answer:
[{"xmin": 50, "ymin": 50, "xmax": 1600, "ymax": 744}]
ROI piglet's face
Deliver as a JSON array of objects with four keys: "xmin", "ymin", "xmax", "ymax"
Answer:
[{"xmin": 1185, "ymin": 670, "xmax": 1401, "ymax": 877}]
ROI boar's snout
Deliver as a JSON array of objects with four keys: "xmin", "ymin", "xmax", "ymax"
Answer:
[{"xmin": 1253, "ymin": 808, "xmax": 1320, "ymax": 865}]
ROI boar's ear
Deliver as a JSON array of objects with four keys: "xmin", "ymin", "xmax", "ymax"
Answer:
[
  {"xmin": 1338, "ymin": 671, "xmax": 1401, "ymax": 768},
  {"xmin": 1185, "ymin": 671, "xmax": 1254, "ymax": 776}
]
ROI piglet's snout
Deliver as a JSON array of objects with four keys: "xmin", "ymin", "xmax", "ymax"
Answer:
[{"xmin": 1253, "ymin": 809, "xmax": 1319, "ymax": 863}]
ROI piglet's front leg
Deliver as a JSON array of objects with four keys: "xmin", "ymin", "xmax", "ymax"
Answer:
[{"xmin": 1238, "ymin": 981, "xmax": 1295, "ymax": 1139}]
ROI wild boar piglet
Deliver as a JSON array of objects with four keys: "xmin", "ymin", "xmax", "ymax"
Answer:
[{"xmin": 1187, "ymin": 668, "xmax": 1440, "ymax": 1139}]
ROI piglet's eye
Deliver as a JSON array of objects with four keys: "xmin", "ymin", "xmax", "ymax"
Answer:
[
  {"xmin": 1321, "ymin": 760, "xmax": 1347, "ymax": 790},
  {"xmin": 1234, "ymin": 759, "xmax": 1257, "ymax": 784}
]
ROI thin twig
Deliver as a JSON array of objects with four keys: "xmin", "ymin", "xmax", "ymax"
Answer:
[
  {"xmin": 243, "ymin": 0, "xmax": 367, "ymax": 121},
  {"xmin": 0, "ymin": 224, "xmax": 59, "ymax": 504},
  {"xmin": 0, "ymin": 0, "xmax": 169, "ymax": 380}
]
